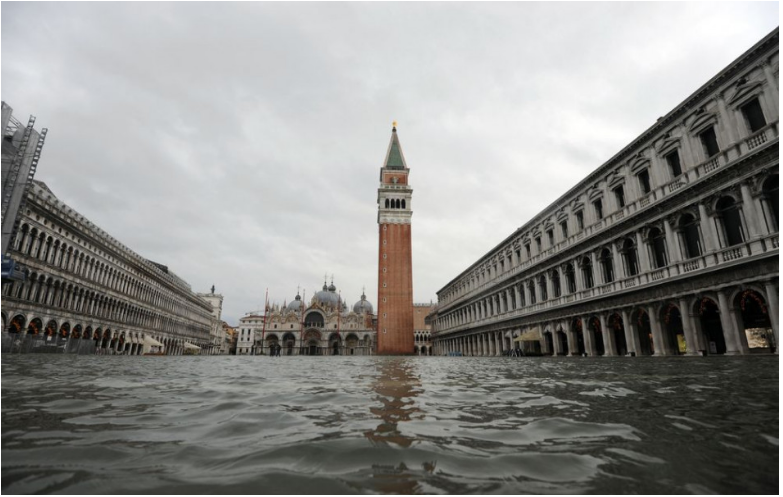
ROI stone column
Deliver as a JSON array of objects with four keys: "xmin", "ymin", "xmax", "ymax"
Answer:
[
  {"xmin": 565, "ymin": 320, "xmax": 577, "ymax": 355},
  {"xmin": 663, "ymin": 217, "xmax": 681, "ymax": 263},
  {"xmin": 621, "ymin": 309, "xmax": 638, "ymax": 356},
  {"xmin": 574, "ymin": 259, "xmax": 584, "ymax": 291},
  {"xmin": 582, "ymin": 316, "xmax": 595, "ymax": 356},
  {"xmin": 698, "ymin": 203, "xmax": 718, "ymax": 253},
  {"xmin": 679, "ymin": 298, "xmax": 699, "ymax": 356},
  {"xmin": 598, "ymin": 314, "xmax": 614, "ymax": 356},
  {"xmin": 635, "ymin": 231, "xmax": 651, "ymax": 273},
  {"xmin": 552, "ymin": 324, "xmax": 563, "ymax": 355},
  {"xmin": 740, "ymin": 183, "xmax": 760, "ymax": 239},
  {"xmin": 763, "ymin": 282, "xmax": 779, "ymax": 354},
  {"xmin": 717, "ymin": 290, "xmax": 746, "ymax": 355},
  {"xmin": 514, "ymin": 285, "xmax": 522, "ymax": 309},
  {"xmin": 647, "ymin": 305, "xmax": 667, "ymax": 356},
  {"xmin": 496, "ymin": 332, "xmax": 502, "ymax": 356}
]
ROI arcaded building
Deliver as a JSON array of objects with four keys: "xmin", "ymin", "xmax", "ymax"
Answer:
[
  {"xmin": 432, "ymin": 29, "xmax": 779, "ymax": 357},
  {"xmin": 413, "ymin": 302, "xmax": 434, "ymax": 356},
  {"xmin": 1, "ymin": 180, "xmax": 215, "ymax": 355}
]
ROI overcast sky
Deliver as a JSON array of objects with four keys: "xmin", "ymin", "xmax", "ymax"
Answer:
[{"xmin": 1, "ymin": 3, "xmax": 778, "ymax": 324}]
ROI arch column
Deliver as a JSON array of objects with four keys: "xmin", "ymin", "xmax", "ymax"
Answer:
[
  {"xmin": 565, "ymin": 320, "xmax": 577, "ymax": 356},
  {"xmin": 598, "ymin": 314, "xmax": 615, "ymax": 356},
  {"xmin": 678, "ymin": 298, "xmax": 700, "ymax": 356},
  {"xmin": 647, "ymin": 305, "xmax": 667, "ymax": 356},
  {"xmin": 717, "ymin": 290, "xmax": 747, "ymax": 355},
  {"xmin": 582, "ymin": 316, "xmax": 596, "ymax": 356},
  {"xmin": 763, "ymin": 282, "xmax": 779, "ymax": 354},
  {"xmin": 740, "ymin": 183, "xmax": 761, "ymax": 239},
  {"xmin": 621, "ymin": 309, "xmax": 638, "ymax": 356}
]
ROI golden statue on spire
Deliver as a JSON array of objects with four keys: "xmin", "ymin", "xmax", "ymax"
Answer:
[{"xmin": 392, "ymin": 120, "xmax": 397, "ymax": 128}]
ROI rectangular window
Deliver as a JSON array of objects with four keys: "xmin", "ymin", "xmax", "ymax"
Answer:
[
  {"xmin": 525, "ymin": 244, "xmax": 531, "ymax": 258},
  {"xmin": 535, "ymin": 237, "xmax": 542, "ymax": 252},
  {"xmin": 560, "ymin": 221, "xmax": 568, "ymax": 239},
  {"xmin": 593, "ymin": 199, "xmax": 603, "ymax": 220},
  {"xmin": 700, "ymin": 127, "xmax": 720, "ymax": 158},
  {"xmin": 665, "ymin": 150, "xmax": 682, "ymax": 177},
  {"xmin": 515, "ymin": 249, "xmax": 521, "ymax": 262},
  {"xmin": 741, "ymin": 98, "xmax": 766, "ymax": 133},
  {"xmin": 576, "ymin": 211, "xmax": 584, "ymax": 230},
  {"xmin": 638, "ymin": 169, "xmax": 652, "ymax": 194},
  {"xmin": 613, "ymin": 185, "xmax": 625, "ymax": 208},
  {"xmin": 547, "ymin": 229, "xmax": 554, "ymax": 247}
]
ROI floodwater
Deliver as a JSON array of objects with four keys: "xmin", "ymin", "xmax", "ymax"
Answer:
[{"xmin": 1, "ymin": 355, "xmax": 778, "ymax": 494}]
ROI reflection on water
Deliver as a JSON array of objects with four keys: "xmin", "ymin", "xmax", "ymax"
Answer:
[{"xmin": 1, "ymin": 355, "xmax": 778, "ymax": 494}]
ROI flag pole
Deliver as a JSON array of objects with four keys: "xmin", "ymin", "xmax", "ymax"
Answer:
[{"xmin": 261, "ymin": 288, "xmax": 268, "ymax": 355}]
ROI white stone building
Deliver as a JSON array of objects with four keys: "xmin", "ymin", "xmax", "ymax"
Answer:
[
  {"xmin": 432, "ymin": 28, "xmax": 779, "ymax": 358},
  {"xmin": 196, "ymin": 287, "xmax": 226, "ymax": 355},
  {"xmin": 237, "ymin": 279, "xmax": 376, "ymax": 355},
  {"xmin": 1, "ymin": 180, "xmax": 214, "ymax": 355}
]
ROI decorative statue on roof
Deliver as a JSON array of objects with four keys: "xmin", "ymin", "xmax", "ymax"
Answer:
[{"xmin": 211, "ymin": 284, "xmax": 215, "ymax": 294}]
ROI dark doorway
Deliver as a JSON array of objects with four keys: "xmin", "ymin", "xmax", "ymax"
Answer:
[{"xmin": 698, "ymin": 298, "xmax": 726, "ymax": 355}]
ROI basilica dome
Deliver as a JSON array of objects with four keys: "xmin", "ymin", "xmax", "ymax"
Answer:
[
  {"xmin": 287, "ymin": 293, "xmax": 303, "ymax": 312},
  {"xmin": 353, "ymin": 292, "xmax": 373, "ymax": 314},
  {"xmin": 314, "ymin": 281, "xmax": 340, "ymax": 306}
]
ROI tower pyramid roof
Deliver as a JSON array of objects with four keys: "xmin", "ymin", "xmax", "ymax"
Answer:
[{"xmin": 383, "ymin": 123, "xmax": 407, "ymax": 170}]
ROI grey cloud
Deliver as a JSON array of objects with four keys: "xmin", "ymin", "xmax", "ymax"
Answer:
[{"xmin": 2, "ymin": 2, "xmax": 777, "ymax": 322}]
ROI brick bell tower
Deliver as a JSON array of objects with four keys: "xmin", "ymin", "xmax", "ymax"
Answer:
[{"xmin": 376, "ymin": 121, "xmax": 415, "ymax": 355}]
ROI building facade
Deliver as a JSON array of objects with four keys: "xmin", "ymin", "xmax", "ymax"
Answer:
[
  {"xmin": 432, "ymin": 29, "xmax": 779, "ymax": 358},
  {"xmin": 1, "ymin": 180, "xmax": 215, "ymax": 355},
  {"xmin": 377, "ymin": 123, "xmax": 415, "ymax": 354},
  {"xmin": 196, "ymin": 287, "xmax": 226, "ymax": 355},
  {"xmin": 413, "ymin": 302, "xmax": 434, "ymax": 356},
  {"xmin": 237, "ymin": 280, "xmax": 376, "ymax": 355}
]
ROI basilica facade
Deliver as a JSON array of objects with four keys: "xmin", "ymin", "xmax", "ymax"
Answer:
[{"xmin": 237, "ymin": 280, "xmax": 376, "ymax": 355}]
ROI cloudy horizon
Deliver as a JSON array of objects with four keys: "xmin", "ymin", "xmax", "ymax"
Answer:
[{"xmin": 1, "ymin": 2, "xmax": 777, "ymax": 324}]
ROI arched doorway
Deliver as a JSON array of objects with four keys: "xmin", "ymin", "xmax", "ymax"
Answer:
[
  {"xmin": 556, "ymin": 328, "xmax": 569, "ymax": 355},
  {"xmin": 543, "ymin": 331, "xmax": 555, "ymax": 356},
  {"xmin": 588, "ymin": 317, "xmax": 604, "ymax": 355},
  {"xmin": 345, "ymin": 333, "xmax": 359, "ymax": 355},
  {"xmin": 9, "ymin": 315, "xmax": 26, "ymax": 334},
  {"xmin": 661, "ymin": 303, "xmax": 686, "ymax": 355},
  {"xmin": 266, "ymin": 334, "xmax": 279, "ymax": 355},
  {"xmin": 735, "ymin": 289, "xmax": 774, "ymax": 353},
  {"xmin": 697, "ymin": 298, "xmax": 726, "ymax": 355},
  {"xmin": 28, "ymin": 318, "xmax": 43, "ymax": 336},
  {"xmin": 571, "ymin": 318, "xmax": 586, "ymax": 355},
  {"xmin": 661, "ymin": 304, "xmax": 688, "ymax": 355},
  {"xmin": 303, "ymin": 330, "xmax": 321, "ymax": 355},
  {"xmin": 282, "ymin": 333, "xmax": 296, "ymax": 355},
  {"xmin": 608, "ymin": 313, "xmax": 628, "ymax": 356},
  {"xmin": 632, "ymin": 309, "xmax": 654, "ymax": 356},
  {"xmin": 329, "ymin": 333, "xmax": 342, "ymax": 355}
]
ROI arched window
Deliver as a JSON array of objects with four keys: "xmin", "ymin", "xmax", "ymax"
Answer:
[
  {"xmin": 762, "ymin": 175, "xmax": 778, "ymax": 232},
  {"xmin": 716, "ymin": 197, "xmax": 744, "ymax": 247},
  {"xmin": 538, "ymin": 275, "xmax": 548, "ymax": 301},
  {"xmin": 599, "ymin": 248, "xmax": 614, "ymax": 283},
  {"xmin": 565, "ymin": 264, "xmax": 576, "ymax": 293},
  {"xmin": 551, "ymin": 269, "xmax": 561, "ymax": 298},
  {"xmin": 648, "ymin": 227, "xmax": 668, "ymax": 268},
  {"xmin": 581, "ymin": 256, "xmax": 594, "ymax": 289},
  {"xmin": 402, "ymin": 199, "xmax": 406, "ymax": 209},
  {"xmin": 385, "ymin": 198, "xmax": 390, "ymax": 208},
  {"xmin": 678, "ymin": 214, "xmax": 702, "ymax": 259},
  {"xmin": 518, "ymin": 284, "xmax": 526, "ymax": 307},
  {"xmin": 528, "ymin": 281, "xmax": 536, "ymax": 304},
  {"xmin": 395, "ymin": 199, "xmax": 401, "ymax": 209},
  {"xmin": 622, "ymin": 239, "xmax": 638, "ymax": 276}
]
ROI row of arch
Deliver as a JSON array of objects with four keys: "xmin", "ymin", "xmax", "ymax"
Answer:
[
  {"xmin": 2, "ymin": 313, "xmax": 207, "ymax": 355},
  {"xmin": 12, "ymin": 223, "xmax": 211, "ymax": 321},
  {"xmin": 237, "ymin": 330, "xmax": 374, "ymax": 356},
  {"xmin": 435, "ymin": 286, "xmax": 777, "ymax": 357},
  {"xmin": 2, "ymin": 275, "xmax": 207, "ymax": 338},
  {"xmin": 438, "ymin": 181, "xmax": 779, "ymax": 332},
  {"xmin": 384, "ymin": 198, "xmax": 407, "ymax": 209},
  {"xmin": 440, "ymin": 173, "xmax": 778, "ymax": 305}
]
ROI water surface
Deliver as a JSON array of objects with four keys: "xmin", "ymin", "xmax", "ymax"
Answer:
[{"xmin": 2, "ymin": 355, "xmax": 778, "ymax": 494}]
